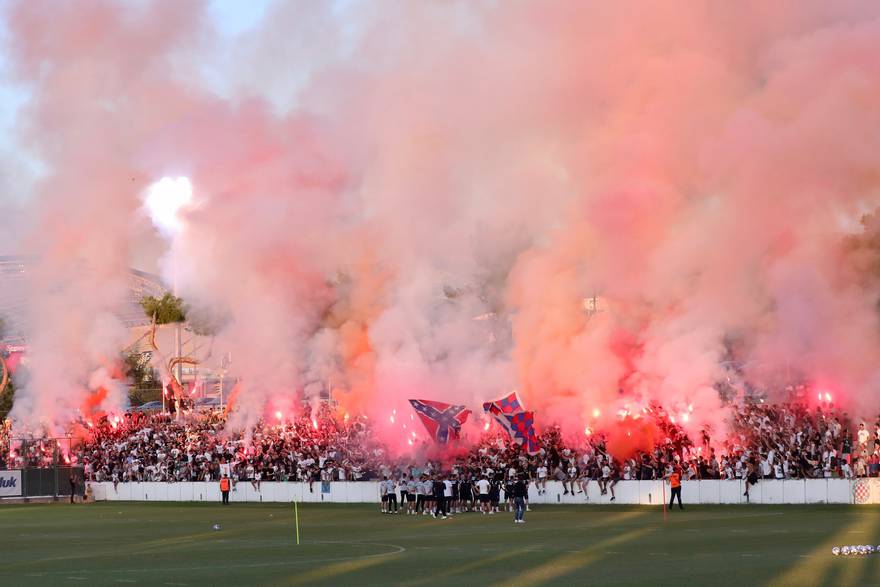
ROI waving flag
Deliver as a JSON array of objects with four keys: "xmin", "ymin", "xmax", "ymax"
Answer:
[
  {"xmin": 483, "ymin": 392, "xmax": 540, "ymax": 454},
  {"xmin": 408, "ymin": 399, "xmax": 471, "ymax": 444},
  {"xmin": 482, "ymin": 391, "xmax": 523, "ymax": 416},
  {"xmin": 507, "ymin": 411, "xmax": 540, "ymax": 455}
]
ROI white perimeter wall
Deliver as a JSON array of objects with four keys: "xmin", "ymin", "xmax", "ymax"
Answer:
[{"xmin": 86, "ymin": 479, "xmax": 880, "ymax": 505}]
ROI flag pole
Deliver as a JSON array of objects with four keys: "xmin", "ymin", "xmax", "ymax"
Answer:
[{"xmin": 294, "ymin": 497, "xmax": 301, "ymax": 546}]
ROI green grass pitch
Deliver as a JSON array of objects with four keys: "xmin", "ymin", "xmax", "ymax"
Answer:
[{"xmin": 2, "ymin": 502, "xmax": 879, "ymax": 586}]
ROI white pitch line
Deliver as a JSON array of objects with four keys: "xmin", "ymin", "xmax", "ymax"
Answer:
[{"xmin": 12, "ymin": 541, "xmax": 407, "ymax": 577}]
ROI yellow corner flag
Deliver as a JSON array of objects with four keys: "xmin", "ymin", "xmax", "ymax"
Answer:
[{"xmin": 294, "ymin": 498, "xmax": 300, "ymax": 546}]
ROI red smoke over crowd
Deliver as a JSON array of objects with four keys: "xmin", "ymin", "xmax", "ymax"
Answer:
[{"xmin": 3, "ymin": 1, "xmax": 880, "ymax": 456}]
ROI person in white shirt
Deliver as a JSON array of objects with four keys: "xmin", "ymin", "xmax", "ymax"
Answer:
[
  {"xmin": 564, "ymin": 463, "xmax": 578, "ymax": 495},
  {"xmin": 600, "ymin": 464, "xmax": 611, "ymax": 495},
  {"xmin": 397, "ymin": 478, "xmax": 410, "ymax": 515},
  {"xmin": 387, "ymin": 478, "xmax": 399, "ymax": 513},
  {"xmin": 443, "ymin": 478, "xmax": 453, "ymax": 516},
  {"xmin": 858, "ymin": 423, "xmax": 870, "ymax": 450},
  {"xmin": 760, "ymin": 458, "xmax": 771, "ymax": 479},
  {"xmin": 422, "ymin": 477, "xmax": 434, "ymax": 515},
  {"xmin": 852, "ymin": 458, "xmax": 864, "ymax": 477},
  {"xmin": 405, "ymin": 476, "xmax": 418, "ymax": 515},
  {"xmin": 536, "ymin": 463, "xmax": 548, "ymax": 495},
  {"xmin": 379, "ymin": 476, "xmax": 390, "ymax": 513},
  {"xmin": 422, "ymin": 477, "xmax": 433, "ymax": 515},
  {"xmin": 475, "ymin": 475, "xmax": 491, "ymax": 514},
  {"xmin": 412, "ymin": 476, "xmax": 424, "ymax": 514},
  {"xmin": 252, "ymin": 469, "xmax": 262, "ymax": 491}
]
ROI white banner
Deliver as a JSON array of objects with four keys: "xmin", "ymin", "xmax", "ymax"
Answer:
[{"xmin": 0, "ymin": 470, "xmax": 22, "ymax": 497}]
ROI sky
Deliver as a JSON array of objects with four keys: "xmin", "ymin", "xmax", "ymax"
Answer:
[
  {"xmin": 0, "ymin": 0, "xmax": 274, "ymax": 209},
  {"xmin": 0, "ymin": 0, "xmax": 331, "ymax": 267}
]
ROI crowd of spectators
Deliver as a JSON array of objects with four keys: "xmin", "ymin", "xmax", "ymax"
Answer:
[
  {"xmin": 68, "ymin": 405, "xmax": 390, "ymax": 486},
  {"xmin": 3, "ymin": 399, "xmax": 880, "ymax": 490}
]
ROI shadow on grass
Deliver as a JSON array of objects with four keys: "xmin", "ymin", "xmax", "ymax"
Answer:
[{"xmin": 764, "ymin": 510, "xmax": 880, "ymax": 587}]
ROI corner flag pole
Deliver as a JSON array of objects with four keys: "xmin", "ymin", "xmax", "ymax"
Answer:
[{"xmin": 294, "ymin": 497, "xmax": 301, "ymax": 546}]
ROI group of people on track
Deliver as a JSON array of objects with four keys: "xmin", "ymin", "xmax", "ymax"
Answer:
[{"xmin": 378, "ymin": 472, "xmax": 530, "ymax": 521}]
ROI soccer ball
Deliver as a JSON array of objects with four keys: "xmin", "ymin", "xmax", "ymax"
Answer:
[
  {"xmin": 842, "ymin": 546, "xmax": 851, "ymax": 556},
  {"xmin": 868, "ymin": 545, "xmax": 875, "ymax": 553},
  {"xmin": 832, "ymin": 547, "xmax": 840, "ymax": 556},
  {"xmin": 212, "ymin": 524, "xmax": 221, "ymax": 531}
]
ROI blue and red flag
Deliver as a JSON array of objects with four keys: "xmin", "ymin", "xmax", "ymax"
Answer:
[
  {"xmin": 482, "ymin": 392, "xmax": 540, "ymax": 454},
  {"xmin": 482, "ymin": 391, "xmax": 523, "ymax": 416},
  {"xmin": 408, "ymin": 399, "xmax": 472, "ymax": 444},
  {"xmin": 506, "ymin": 411, "xmax": 540, "ymax": 455}
]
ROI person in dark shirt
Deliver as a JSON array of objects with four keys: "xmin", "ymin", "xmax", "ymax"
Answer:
[
  {"xmin": 489, "ymin": 478, "xmax": 501, "ymax": 513},
  {"xmin": 640, "ymin": 455, "xmax": 655, "ymax": 480},
  {"xmin": 433, "ymin": 476, "xmax": 447, "ymax": 518},
  {"xmin": 459, "ymin": 477, "xmax": 473, "ymax": 512},
  {"xmin": 69, "ymin": 474, "xmax": 77, "ymax": 504},
  {"xmin": 512, "ymin": 476, "xmax": 528, "ymax": 523}
]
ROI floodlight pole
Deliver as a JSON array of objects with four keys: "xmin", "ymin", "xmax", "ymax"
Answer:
[
  {"xmin": 175, "ymin": 324, "xmax": 182, "ymax": 385},
  {"xmin": 173, "ymin": 259, "xmax": 183, "ymax": 391},
  {"xmin": 171, "ymin": 249, "xmax": 184, "ymax": 419}
]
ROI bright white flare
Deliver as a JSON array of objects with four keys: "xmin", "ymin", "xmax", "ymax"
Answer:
[{"xmin": 144, "ymin": 176, "xmax": 193, "ymax": 236}]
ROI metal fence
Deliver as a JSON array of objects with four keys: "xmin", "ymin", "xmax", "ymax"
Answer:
[{"xmin": 21, "ymin": 466, "xmax": 85, "ymax": 498}]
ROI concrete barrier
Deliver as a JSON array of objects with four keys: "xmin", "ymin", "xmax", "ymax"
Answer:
[
  {"xmin": 84, "ymin": 478, "xmax": 878, "ymax": 504},
  {"xmin": 827, "ymin": 479, "xmax": 852, "ymax": 504},
  {"xmin": 698, "ymin": 480, "xmax": 720, "ymax": 504},
  {"xmin": 782, "ymin": 480, "xmax": 806, "ymax": 504},
  {"xmin": 718, "ymin": 479, "xmax": 743, "ymax": 504},
  {"xmin": 760, "ymin": 480, "xmax": 785, "ymax": 504}
]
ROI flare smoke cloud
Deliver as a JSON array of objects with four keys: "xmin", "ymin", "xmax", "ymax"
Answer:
[{"xmin": 6, "ymin": 0, "xmax": 880, "ymax": 448}]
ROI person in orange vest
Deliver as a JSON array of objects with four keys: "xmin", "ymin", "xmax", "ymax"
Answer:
[
  {"xmin": 668, "ymin": 467, "xmax": 684, "ymax": 510},
  {"xmin": 220, "ymin": 474, "xmax": 231, "ymax": 505}
]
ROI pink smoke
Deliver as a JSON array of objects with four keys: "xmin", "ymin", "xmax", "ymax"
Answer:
[{"xmin": 4, "ymin": 0, "xmax": 880, "ymax": 452}]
